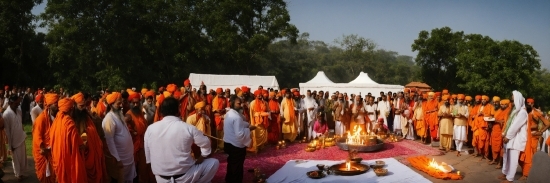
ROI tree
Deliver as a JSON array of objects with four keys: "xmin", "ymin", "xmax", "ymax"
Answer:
[{"xmin": 411, "ymin": 26, "xmax": 464, "ymax": 91}]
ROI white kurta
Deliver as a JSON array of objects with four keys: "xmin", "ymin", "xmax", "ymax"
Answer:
[
  {"xmin": 30, "ymin": 105, "xmax": 43, "ymax": 125},
  {"xmin": 103, "ymin": 110, "xmax": 136, "ymax": 181},
  {"xmin": 3, "ymin": 107, "xmax": 27, "ymax": 177},
  {"xmin": 502, "ymin": 91, "xmax": 528, "ymax": 182},
  {"xmin": 377, "ymin": 101, "xmax": 390, "ymax": 126}
]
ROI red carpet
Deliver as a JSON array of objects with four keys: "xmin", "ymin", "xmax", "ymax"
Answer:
[{"xmin": 211, "ymin": 140, "xmax": 441, "ymax": 183}]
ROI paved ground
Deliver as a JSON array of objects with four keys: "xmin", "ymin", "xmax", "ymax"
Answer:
[{"xmin": 0, "ymin": 140, "xmax": 529, "ymax": 183}]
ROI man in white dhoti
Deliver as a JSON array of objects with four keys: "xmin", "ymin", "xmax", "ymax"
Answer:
[
  {"xmin": 145, "ymin": 97, "xmax": 219, "ymax": 183},
  {"xmin": 365, "ymin": 97, "xmax": 377, "ymax": 134},
  {"xmin": 377, "ymin": 95, "xmax": 390, "ymax": 128},
  {"xmin": 304, "ymin": 90, "xmax": 318, "ymax": 140},
  {"xmin": 393, "ymin": 93, "xmax": 407, "ymax": 136},
  {"xmin": 3, "ymin": 95, "xmax": 27, "ymax": 181},
  {"xmin": 452, "ymin": 94, "xmax": 469, "ymax": 156},
  {"xmin": 293, "ymin": 91, "xmax": 306, "ymax": 139},
  {"xmin": 102, "ymin": 92, "xmax": 136, "ymax": 182},
  {"xmin": 333, "ymin": 94, "xmax": 345, "ymax": 136},
  {"xmin": 499, "ymin": 90, "xmax": 528, "ymax": 183}
]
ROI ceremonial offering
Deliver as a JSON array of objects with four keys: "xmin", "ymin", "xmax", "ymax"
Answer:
[
  {"xmin": 374, "ymin": 168, "xmax": 388, "ymax": 176},
  {"xmin": 370, "ymin": 160, "xmax": 385, "ymax": 169},
  {"xmin": 329, "ymin": 161, "xmax": 370, "ymax": 176},
  {"xmin": 306, "ymin": 170, "xmax": 326, "ymax": 179},
  {"xmin": 336, "ymin": 125, "xmax": 385, "ymax": 152},
  {"xmin": 351, "ymin": 157, "xmax": 363, "ymax": 164},
  {"xmin": 316, "ymin": 164, "xmax": 325, "ymax": 170},
  {"xmin": 407, "ymin": 156, "xmax": 462, "ymax": 180}
]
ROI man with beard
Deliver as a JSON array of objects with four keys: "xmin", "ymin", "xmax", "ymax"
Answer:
[
  {"xmin": 123, "ymin": 91, "xmax": 150, "ymax": 183},
  {"xmin": 333, "ymin": 93, "xmax": 345, "ymax": 136},
  {"xmin": 499, "ymin": 91, "xmax": 527, "ymax": 183},
  {"xmin": 102, "ymin": 92, "xmax": 136, "ymax": 183},
  {"xmin": 438, "ymin": 95, "xmax": 454, "ymax": 152},
  {"xmin": 224, "ymin": 96, "xmax": 254, "ymax": 183},
  {"xmin": 179, "ymin": 79, "xmax": 196, "ymax": 120},
  {"xmin": 517, "ymin": 98, "xmax": 550, "ymax": 180},
  {"xmin": 413, "ymin": 94, "xmax": 427, "ymax": 143},
  {"xmin": 248, "ymin": 90, "xmax": 269, "ymax": 153},
  {"xmin": 350, "ymin": 95, "xmax": 368, "ymax": 133},
  {"xmin": 267, "ymin": 91, "xmax": 281, "ymax": 144},
  {"xmin": 281, "ymin": 89, "xmax": 298, "ymax": 142},
  {"xmin": 143, "ymin": 91, "xmax": 156, "ymax": 125},
  {"xmin": 32, "ymin": 93, "xmax": 59, "ymax": 182},
  {"xmin": 377, "ymin": 93, "xmax": 390, "ymax": 128},
  {"xmin": 472, "ymin": 95, "xmax": 494, "ymax": 161},
  {"xmin": 424, "ymin": 92, "xmax": 439, "ymax": 143},
  {"xmin": 187, "ymin": 101, "xmax": 212, "ymax": 158},
  {"xmin": 468, "ymin": 95, "xmax": 482, "ymax": 148},
  {"xmin": 452, "ymin": 94, "xmax": 469, "ymax": 157},
  {"xmin": 304, "ymin": 90, "xmax": 318, "ymax": 141},
  {"xmin": 212, "ymin": 88, "xmax": 226, "ymax": 151},
  {"xmin": 292, "ymin": 90, "xmax": 306, "ymax": 139},
  {"xmin": 491, "ymin": 99, "xmax": 511, "ymax": 168},
  {"xmin": 393, "ymin": 92, "xmax": 406, "ymax": 136},
  {"xmin": 71, "ymin": 92, "xmax": 106, "ymax": 183}
]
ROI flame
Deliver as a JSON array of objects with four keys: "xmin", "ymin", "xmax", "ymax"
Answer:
[
  {"xmin": 428, "ymin": 158, "xmax": 450, "ymax": 172},
  {"xmin": 346, "ymin": 162, "xmax": 351, "ymax": 171},
  {"xmin": 346, "ymin": 125, "xmax": 364, "ymax": 145}
]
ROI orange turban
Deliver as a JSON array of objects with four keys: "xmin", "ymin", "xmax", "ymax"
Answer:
[
  {"xmin": 216, "ymin": 88, "xmax": 223, "ymax": 94},
  {"xmin": 156, "ymin": 94, "xmax": 165, "ymax": 107},
  {"xmin": 527, "ymin": 98, "xmax": 534, "ymax": 103},
  {"xmin": 441, "ymin": 95, "xmax": 449, "ymax": 101},
  {"xmin": 45, "ymin": 93, "xmax": 59, "ymax": 106},
  {"xmin": 254, "ymin": 90, "xmax": 262, "ymax": 97},
  {"xmin": 106, "ymin": 92, "xmax": 122, "ymax": 105},
  {"xmin": 163, "ymin": 91, "xmax": 172, "ymax": 98},
  {"xmin": 58, "ymin": 98, "xmax": 74, "ymax": 113},
  {"xmin": 281, "ymin": 89, "xmax": 287, "ymax": 95},
  {"xmin": 71, "ymin": 92, "xmax": 85, "ymax": 105},
  {"xmin": 3, "ymin": 85, "xmax": 8, "ymax": 90},
  {"xmin": 409, "ymin": 92, "xmax": 415, "ymax": 97},
  {"xmin": 465, "ymin": 96, "xmax": 472, "ymax": 101},
  {"xmin": 293, "ymin": 91, "xmax": 300, "ymax": 96},
  {"xmin": 442, "ymin": 89, "xmax": 449, "ymax": 94},
  {"xmin": 422, "ymin": 94, "xmax": 428, "ymax": 99},
  {"xmin": 410, "ymin": 88, "xmax": 417, "ymax": 92},
  {"xmin": 451, "ymin": 94, "xmax": 457, "ymax": 99},
  {"xmin": 475, "ymin": 95, "xmax": 482, "ymax": 100},
  {"xmin": 404, "ymin": 88, "xmax": 410, "ymax": 93},
  {"xmin": 166, "ymin": 84, "xmax": 177, "ymax": 93},
  {"xmin": 173, "ymin": 90, "xmax": 182, "ymax": 99},
  {"xmin": 184, "ymin": 79, "xmax": 191, "ymax": 87},
  {"xmin": 434, "ymin": 92, "xmax": 441, "ymax": 97},
  {"xmin": 500, "ymin": 99, "xmax": 510, "ymax": 105},
  {"xmin": 481, "ymin": 95, "xmax": 489, "ymax": 100},
  {"xmin": 128, "ymin": 91, "xmax": 140, "ymax": 101},
  {"xmin": 194, "ymin": 101, "xmax": 205, "ymax": 109},
  {"xmin": 145, "ymin": 91, "xmax": 155, "ymax": 99},
  {"xmin": 457, "ymin": 94, "xmax": 465, "ymax": 100},
  {"xmin": 141, "ymin": 88, "xmax": 148, "ymax": 95},
  {"xmin": 242, "ymin": 86, "xmax": 250, "ymax": 93},
  {"xmin": 493, "ymin": 96, "xmax": 500, "ymax": 102},
  {"xmin": 262, "ymin": 90, "xmax": 268, "ymax": 97},
  {"xmin": 35, "ymin": 94, "xmax": 43, "ymax": 103},
  {"xmin": 235, "ymin": 87, "xmax": 241, "ymax": 92}
]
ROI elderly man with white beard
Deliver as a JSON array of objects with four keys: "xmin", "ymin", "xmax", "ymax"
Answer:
[
  {"xmin": 304, "ymin": 90, "xmax": 318, "ymax": 141},
  {"xmin": 498, "ymin": 90, "xmax": 528, "ymax": 183}
]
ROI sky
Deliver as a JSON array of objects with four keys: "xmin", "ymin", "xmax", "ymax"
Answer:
[{"xmin": 32, "ymin": 0, "xmax": 550, "ymax": 68}]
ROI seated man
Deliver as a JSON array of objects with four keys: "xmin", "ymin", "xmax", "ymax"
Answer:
[
  {"xmin": 144, "ymin": 97, "xmax": 219, "ymax": 182},
  {"xmin": 373, "ymin": 118, "xmax": 389, "ymax": 135}
]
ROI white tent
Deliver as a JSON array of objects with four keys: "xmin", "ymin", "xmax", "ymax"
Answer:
[
  {"xmin": 188, "ymin": 73, "xmax": 279, "ymax": 90},
  {"xmin": 299, "ymin": 71, "xmax": 404, "ymax": 97}
]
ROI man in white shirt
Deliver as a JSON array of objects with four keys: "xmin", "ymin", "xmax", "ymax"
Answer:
[
  {"xmin": 377, "ymin": 94, "xmax": 390, "ymax": 127},
  {"xmin": 304, "ymin": 90, "xmax": 318, "ymax": 140},
  {"xmin": 499, "ymin": 90, "xmax": 528, "ymax": 183},
  {"xmin": 224, "ymin": 95, "xmax": 256, "ymax": 183},
  {"xmin": 3, "ymin": 95, "xmax": 27, "ymax": 181},
  {"xmin": 30, "ymin": 93, "xmax": 44, "ymax": 125},
  {"xmin": 145, "ymin": 97, "xmax": 219, "ymax": 183},
  {"xmin": 102, "ymin": 92, "xmax": 136, "ymax": 183}
]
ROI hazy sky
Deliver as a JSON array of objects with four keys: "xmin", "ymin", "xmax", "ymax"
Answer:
[{"xmin": 32, "ymin": 0, "xmax": 550, "ymax": 68}]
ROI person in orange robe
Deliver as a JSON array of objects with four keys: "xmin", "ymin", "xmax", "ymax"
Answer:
[
  {"xmin": 268, "ymin": 91, "xmax": 281, "ymax": 144},
  {"xmin": 423, "ymin": 92, "xmax": 439, "ymax": 142},
  {"xmin": 179, "ymin": 79, "xmax": 196, "ymax": 120},
  {"xmin": 211, "ymin": 88, "xmax": 226, "ymax": 151},
  {"xmin": 49, "ymin": 98, "xmax": 87, "ymax": 183},
  {"xmin": 518, "ymin": 98, "xmax": 550, "ymax": 180},
  {"xmin": 71, "ymin": 92, "xmax": 106, "ymax": 183},
  {"xmin": 472, "ymin": 95, "xmax": 494, "ymax": 161},
  {"xmin": 491, "ymin": 99, "xmax": 511, "ymax": 168},
  {"xmin": 124, "ymin": 91, "xmax": 150, "ymax": 183},
  {"xmin": 247, "ymin": 90, "xmax": 269, "ymax": 153},
  {"xmin": 32, "ymin": 93, "xmax": 59, "ymax": 182},
  {"xmin": 153, "ymin": 94, "xmax": 165, "ymax": 122},
  {"xmin": 468, "ymin": 95, "xmax": 481, "ymax": 149}
]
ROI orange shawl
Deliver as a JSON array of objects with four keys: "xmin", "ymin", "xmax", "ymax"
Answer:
[
  {"xmin": 83, "ymin": 116, "xmax": 105, "ymax": 183},
  {"xmin": 32, "ymin": 110, "xmax": 56, "ymax": 182},
  {"xmin": 50, "ymin": 112, "xmax": 86, "ymax": 182}
]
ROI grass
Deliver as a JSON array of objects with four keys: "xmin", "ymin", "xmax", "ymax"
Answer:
[{"xmin": 24, "ymin": 123, "xmax": 33, "ymax": 157}]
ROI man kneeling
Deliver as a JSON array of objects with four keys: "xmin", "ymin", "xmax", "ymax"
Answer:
[{"xmin": 145, "ymin": 97, "xmax": 219, "ymax": 182}]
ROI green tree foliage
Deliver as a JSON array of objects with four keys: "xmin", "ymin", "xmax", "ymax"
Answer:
[
  {"xmin": 413, "ymin": 26, "xmax": 546, "ymax": 108},
  {"xmin": 0, "ymin": 0, "xmax": 48, "ymax": 87}
]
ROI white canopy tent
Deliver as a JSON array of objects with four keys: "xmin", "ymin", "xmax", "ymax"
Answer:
[
  {"xmin": 299, "ymin": 71, "xmax": 404, "ymax": 98},
  {"xmin": 188, "ymin": 73, "xmax": 279, "ymax": 90}
]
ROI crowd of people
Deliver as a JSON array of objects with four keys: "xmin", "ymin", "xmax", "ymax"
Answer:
[{"xmin": 0, "ymin": 81, "xmax": 549, "ymax": 183}]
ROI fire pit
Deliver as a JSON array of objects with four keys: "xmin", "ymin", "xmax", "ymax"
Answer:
[
  {"xmin": 335, "ymin": 125, "xmax": 385, "ymax": 152},
  {"xmin": 329, "ymin": 161, "xmax": 370, "ymax": 176}
]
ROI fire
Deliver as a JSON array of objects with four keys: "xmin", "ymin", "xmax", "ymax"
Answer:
[
  {"xmin": 346, "ymin": 125, "xmax": 364, "ymax": 145},
  {"xmin": 428, "ymin": 158, "xmax": 452, "ymax": 173},
  {"xmin": 346, "ymin": 162, "xmax": 351, "ymax": 171}
]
